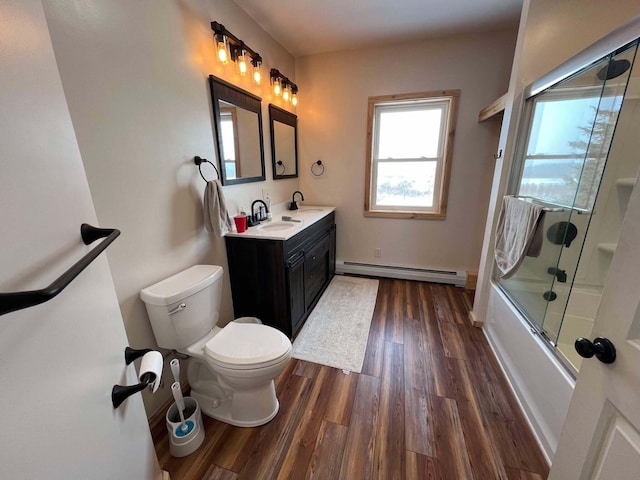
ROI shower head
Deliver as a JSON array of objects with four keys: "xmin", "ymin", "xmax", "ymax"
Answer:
[{"xmin": 597, "ymin": 58, "xmax": 631, "ymax": 81}]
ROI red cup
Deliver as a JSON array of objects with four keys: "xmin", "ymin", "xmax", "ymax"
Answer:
[{"xmin": 234, "ymin": 215, "xmax": 247, "ymax": 233}]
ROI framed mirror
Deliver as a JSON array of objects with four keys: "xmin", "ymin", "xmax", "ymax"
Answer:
[
  {"xmin": 269, "ymin": 104, "xmax": 298, "ymax": 179},
  {"xmin": 209, "ymin": 75, "xmax": 265, "ymax": 185}
]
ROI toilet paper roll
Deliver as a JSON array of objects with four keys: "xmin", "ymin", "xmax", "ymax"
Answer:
[{"xmin": 139, "ymin": 350, "xmax": 163, "ymax": 393}]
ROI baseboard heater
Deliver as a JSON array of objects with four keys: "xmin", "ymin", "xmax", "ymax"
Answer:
[{"xmin": 336, "ymin": 261, "xmax": 466, "ymax": 286}]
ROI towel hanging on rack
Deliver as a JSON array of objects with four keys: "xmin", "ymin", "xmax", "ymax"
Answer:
[
  {"xmin": 194, "ymin": 156, "xmax": 232, "ymax": 236},
  {"xmin": 203, "ymin": 180, "xmax": 233, "ymax": 237},
  {"xmin": 494, "ymin": 196, "xmax": 546, "ymax": 278}
]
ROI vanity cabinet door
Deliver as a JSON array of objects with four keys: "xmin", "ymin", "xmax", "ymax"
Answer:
[
  {"xmin": 329, "ymin": 224, "xmax": 336, "ymax": 277},
  {"xmin": 304, "ymin": 232, "xmax": 330, "ymax": 310},
  {"xmin": 287, "ymin": 252, "xmax": 305, "ymax": 335}
]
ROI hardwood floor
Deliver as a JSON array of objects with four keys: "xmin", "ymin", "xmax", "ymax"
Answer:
[{"xmin": 152, "ymin": 278, "xmax": 549, "ymax": 480}]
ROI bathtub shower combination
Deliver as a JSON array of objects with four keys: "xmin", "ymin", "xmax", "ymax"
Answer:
[{"xmin": 496, "ymin": 39, "xmax": 640, "ymax": 375}]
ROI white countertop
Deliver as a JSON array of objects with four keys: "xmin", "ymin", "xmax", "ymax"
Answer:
[{"xmin": 225, "ymin": 206, "xmax": 336, "ymax": 241}]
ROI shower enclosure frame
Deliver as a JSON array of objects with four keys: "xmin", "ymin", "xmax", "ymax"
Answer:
[
  {"xmin": 478, "ymin": 15, "xmax": 640, "ymax": 462},
  {"xmin": 495, "ymin": 21, "xmax": 640, "ymax": 376},
  {"xmin": 493, "ymin": 39, "xmax": 638, "ymax": 376}
]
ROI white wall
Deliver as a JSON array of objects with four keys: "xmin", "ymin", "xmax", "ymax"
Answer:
[
  {"xmin": 0, "ymin": 0, "xmax": 160, "ymax": 477},
  {"xmin": 295, "ymin": 30, "xmax": 516, "ymax": 272},
  {"xmin": 41, "ymin": 0, "xmax": 299, "ymax": 416}
]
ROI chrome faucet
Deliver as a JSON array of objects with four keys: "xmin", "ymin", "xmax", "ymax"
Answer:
[
  {"xmin": 250, "ymin": 199, "xmax": 269, "ymax": 225},
  {"xmin": 289, "ymin": 191, "xmax": 304, "ymax": 210}
]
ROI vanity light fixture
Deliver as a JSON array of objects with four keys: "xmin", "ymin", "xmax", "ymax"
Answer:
[
  {"xmin": 270, "ymin": 68, "xmax": 299, "ymax": 106},
  {"xmin": 211, "ymin": 22, "xmax": 262, "ymax": 85}
]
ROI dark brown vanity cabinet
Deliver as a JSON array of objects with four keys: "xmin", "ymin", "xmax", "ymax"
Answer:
[{"xmin": 225, "ymin": 212, "xmax": 336, "ymax": 338}]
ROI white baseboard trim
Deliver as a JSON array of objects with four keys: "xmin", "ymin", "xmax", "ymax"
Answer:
[
  {"xmin": 336, "ymin": 261, "xmax": 466, "ymax": 286},
  {"xmin": 468, "ymin": 309, "xmax": 484, "ymax": 327}
]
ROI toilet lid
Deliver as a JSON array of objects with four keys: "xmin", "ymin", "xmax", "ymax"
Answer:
[{"xmin": 204, "ymin": 322, "xmax": 291, "ymax": 366}]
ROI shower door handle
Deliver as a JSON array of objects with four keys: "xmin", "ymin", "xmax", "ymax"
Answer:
[{"xmin": 575, "ymin": 337, "xmax": 616, "ymax": 364}]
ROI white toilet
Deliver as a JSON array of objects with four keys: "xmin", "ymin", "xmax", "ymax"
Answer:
[{"xmin": 140, "ymin": 265, "xmax": 292, "ymax": 427}]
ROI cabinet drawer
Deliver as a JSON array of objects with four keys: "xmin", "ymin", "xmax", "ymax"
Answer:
[{"xmin": 305, "ymin": 233, "xmax": 330, "ymax": 272}]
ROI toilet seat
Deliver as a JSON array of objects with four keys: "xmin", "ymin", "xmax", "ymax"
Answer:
[{"xmin": 205, "ymin": 322, "xmax": 291, "ymax": 371}]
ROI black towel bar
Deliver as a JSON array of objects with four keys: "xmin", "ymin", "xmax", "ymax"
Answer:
[{"xmin": 0, "ymin": 224, "xmax": 120, "ymax": 316}]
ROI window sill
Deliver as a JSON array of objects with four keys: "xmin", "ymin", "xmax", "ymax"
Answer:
[{"xmin": 364, "ymin": 210, "xmax": 446, "ymax": 220}]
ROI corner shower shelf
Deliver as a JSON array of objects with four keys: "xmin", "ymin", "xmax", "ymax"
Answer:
[
  {"xmin": 616, "ymin": 177, "xmax": 636, "ymax": 188},
  {"xmin": 597, "ymin": 243, "xmax": 617, "ymax": 255}
]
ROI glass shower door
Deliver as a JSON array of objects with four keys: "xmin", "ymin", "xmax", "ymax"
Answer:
[{"xmin": 496, "ymin": 42, "xmax": 637, "ymax": 350}]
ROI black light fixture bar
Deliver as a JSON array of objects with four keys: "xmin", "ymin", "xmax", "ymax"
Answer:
[
  {"xmin": 211, "ymin": 21, "xmax": 262, "ymax": 66},
  {"xmin": 270, "ymin": 68, "xmax": 298, "ymax": 94}
]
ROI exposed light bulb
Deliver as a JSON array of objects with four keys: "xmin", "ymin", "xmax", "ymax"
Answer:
[
  {"xmin": 238, "ymin": 50, "xmax": 248, "ymax": 75},
  {"xmin": 292, "ymin": 93, "xmax": 298, "ymax": 106},
  {"xmin": 217, "ymin": 35, "xmax": 230, "ymax": 64},
  {"xmin": 283, "ymin": 84, "xmax": 290, "ymax": 102},
  {"xmin": 273, "ymin": 78, "xmax": 282, "ymax": 96},
  {"xmin": 253, "ymin": 61, "xmax": 261, "ymax": 84}
]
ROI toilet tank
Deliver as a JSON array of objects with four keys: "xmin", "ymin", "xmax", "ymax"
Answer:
[{"xmin": 140, "ymin": 265, "xmax": 224, "ymax": 349}]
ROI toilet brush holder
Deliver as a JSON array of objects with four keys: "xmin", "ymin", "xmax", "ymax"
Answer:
[{"xmin": 165, "ymin": 397, "xmax": 205, "ymax": 457}]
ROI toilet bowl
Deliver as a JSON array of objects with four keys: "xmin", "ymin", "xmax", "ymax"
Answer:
[{"xmin": 140, "ymin": 265, "xmax": 292, "ymax": 427}]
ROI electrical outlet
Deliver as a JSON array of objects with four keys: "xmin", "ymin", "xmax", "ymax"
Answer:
[
  {"xmin": 374, "ymin": 248, "xmax": 381, "ymax": 258},
  {"xmin": 262, "ymin": 189, "xmax": 271, "ymax": 206}
]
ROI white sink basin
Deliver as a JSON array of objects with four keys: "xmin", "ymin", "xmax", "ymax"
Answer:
[
  {"xmin": 257, "ymin": 221, "xmax": 297, "ymax": 232},
  {"xmin": 298, "ymin": 208, "xmax": 324, "ymax": 213}
]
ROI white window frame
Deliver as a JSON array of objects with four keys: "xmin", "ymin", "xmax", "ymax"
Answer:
[{"xmin": 364, "ymin": 90, "xmax": 459, "ymax": 219}]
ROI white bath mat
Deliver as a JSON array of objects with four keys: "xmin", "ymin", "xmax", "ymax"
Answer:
[{"xmin": 292, "ymin": 275, "xmax": 379, "ymax": 373}]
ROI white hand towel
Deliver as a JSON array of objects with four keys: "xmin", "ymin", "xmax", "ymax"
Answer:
[
  {"xmin": 203, "ymin": 180, "xmax": 233, "ymax": 237},
  {"xmin": 494, "ymin": 196, "xmax": 545, "ymax": 279}
]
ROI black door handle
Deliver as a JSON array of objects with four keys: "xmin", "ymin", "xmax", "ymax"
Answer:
[{"xmin": 575, "ymin": 337, "xmax": 616, "ymax": 364}]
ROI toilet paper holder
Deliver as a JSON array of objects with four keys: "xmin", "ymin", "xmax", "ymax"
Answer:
[
  {"xmin": 124, "ymin": 346, "xmax": 153, "ymax": 365},
  {"xmin": 112, "ymin": 347, "xmax": 163, "ymax": 409}
]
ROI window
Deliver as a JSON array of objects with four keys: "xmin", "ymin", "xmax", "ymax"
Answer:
[
  {"xmin": 365, "ymin": 91, "xmax": 459, "ymax": 219},
  {"xmin": 220, "ymin": 106, "xmax": 241, "ymax": 179},
  {"xmin": 517, "ymin": 87, "xmax": 622, "ymax": 211}
]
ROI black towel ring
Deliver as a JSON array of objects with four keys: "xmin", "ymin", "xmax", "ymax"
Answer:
[
  {"xmin": 311, "ymin": 160, "xmax": 325, "ymax": 176},
  {"xmin": 194, "ymin": 156, "xmax": 219, "ymax": 182},
  {"xmin": 276, "ymin": 160, "xmax": 286, "ymax": 176}
]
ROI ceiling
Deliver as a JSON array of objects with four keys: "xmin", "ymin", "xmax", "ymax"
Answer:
[{"xmin": 234, "ymin": 0, "xmax": 523, "ymax": 57}]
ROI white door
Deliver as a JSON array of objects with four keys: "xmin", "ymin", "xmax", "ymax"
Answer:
[
  {"xmin": 0, "ymin": 1, "xmax": 161, "ymax": 478},
  {"xmin": 549, "ymin": 173, "xmax": 640, "ymax": 478}
]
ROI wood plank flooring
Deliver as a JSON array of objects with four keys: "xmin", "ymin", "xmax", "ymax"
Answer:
[{"xmin": 152, "ymin": 278, "xmax": 549, "ymax": 479}]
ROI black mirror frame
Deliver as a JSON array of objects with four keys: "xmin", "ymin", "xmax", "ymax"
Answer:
[
  {"xmin": 269, "ymin": 104, "xmax": 298, "ymax": 180},
  {"xmin": 208, "ymin": 75, "xmax": 265, "ymax": 185}
]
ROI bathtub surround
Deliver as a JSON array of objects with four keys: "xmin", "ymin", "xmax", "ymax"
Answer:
[{"xmin": 292, "ymin": 276, "xmax": 379, "ymax": 373}]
